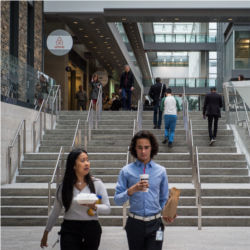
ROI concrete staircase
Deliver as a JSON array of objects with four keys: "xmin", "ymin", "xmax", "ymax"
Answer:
[{"xmin": 1, "ymin": 111, "xmax": 250, "ymax": 226}]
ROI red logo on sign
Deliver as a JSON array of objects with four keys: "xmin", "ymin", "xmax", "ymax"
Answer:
[{"xmin": 54, "ymin": 36, "xmax": 64, "ymax": 49}]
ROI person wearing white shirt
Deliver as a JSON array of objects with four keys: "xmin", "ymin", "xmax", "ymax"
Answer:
[
  {"xmin": 160, "ymin": 88, "xmax": 180, "ymax": 148},
  {"xmin": 40, "ymin": 148, "xmax": 110, "ymax": 249}
]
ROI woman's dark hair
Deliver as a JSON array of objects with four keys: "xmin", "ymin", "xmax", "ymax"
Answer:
[
  {"xmin": 129, "ymin": 130, "xmax": 159, "ymax": 159},
  {"xmin": 61, "ymin": 148, "xmax": 95, "ymax": 212},
  {"xmin": 238, "ymin": 74, "xmax": 245, "ymax": 81}
]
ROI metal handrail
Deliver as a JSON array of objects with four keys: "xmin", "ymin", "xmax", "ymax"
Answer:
[
  {"xmin": 7, "ymin": 120, "xmax": 26, "ymax": 183},
  {"xmin": 72, "ymin": 119, "xmax": 81, "ymax": 149},
  {"xmin": 51, "ymin": 85, "xmax": 61, "ymax": 130},
  {"xmin": 95, "ymin": 86, "xmax": 103, "ymax": 129},
  {"xmin": 48, "ymin": 146, "xmax": 65, "ymax": 215},
  {"xmin": 136, "ymin": 100, "xmax": 143, "ymax": 131},
  {"xmin": 195, "ymin": 146, "xmax": 202, "ymax": 230},
  {"xmin": 33, "ymin": 85, "xmax": 61, "ymax": 152},
  {"xmin": 123, "ymin": 147, "xmax": 131, "ymax": 228},
  {"xmin": 183, "ymin": 95, "xmax": 202, "ymax": 230},
  {"xmin": 84, "ymin": 100, "xmax": 94, "ymax": 150}
]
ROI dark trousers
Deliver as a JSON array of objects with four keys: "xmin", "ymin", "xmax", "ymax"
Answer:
[
  {"xmin": 153, "ymin": 104, "xmax": 162, "ymax": 128},
  {"xmin": 60, "ymin": 220, "xmax": 102, "ymax": 250},
  {"xmin": 207, "ymin": 115, "xmax": 219, "ymax": 140},
  {"xmin": 125, "ymin": 217, "xmax": 164, "ymax": 250},
  {"xmin": 121, "ymin": 88, "xmax": 132, "ymax": 110},
  {"xmin": 77, "ymin": 101, "xmax": 86, "ymax": 110}
]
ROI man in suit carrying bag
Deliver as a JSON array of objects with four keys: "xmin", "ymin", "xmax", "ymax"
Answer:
[{"xmin": 203, "ymin": 87, "xmax": 223, "ymax": 145}]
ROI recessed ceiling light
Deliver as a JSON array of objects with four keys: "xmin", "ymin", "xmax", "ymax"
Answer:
[
  {"xmin": 175, "ymin": 18, "xmax": 179, "ymax": 21},
  {"xmin": 89, "ymin": 18, "xmax": 93, "ymax": 21},
  {"xmin": 99, "ymin": 35, "xmax": 104, "ymax": 38},
  {"xmin": 79, "ymin": 28, "xmax": 83, "ymax": 31},
  {"xmin": 104, "ymin": 41, "xmax": 108, "ymax": 44},
  {"xmin": 122, "ymin": 17, "xmax": 127, "ymax": 21},
  {"xmin": 84, "ymin": 35, "xmax": 88, "ymax": 38},
  {"xmin": 90, "ymin": 21, "xmax": 95, "ymax": 24},
  {"xmin": 107, "ymin": 47, "xmax": 111, "ymax": 49},
  {"xmin": 160, "ymin": 18, "xmax": 164, "ymax": 21},
  {"xmin": 107, "ymin": 64, "xmax": 110, "ymax": 66},
  {"xmin": 228, "ymin": 18, "xmax": 233, "ymax": 21},
  {"xmin": 105, "ymin": 37, "xmax": 111, "ymax": 40},
  {"xmin": 92, "ymin": 46, "xmax": 97, "ymax": 49},
  {"xmin": 96, "ymin": 28, "xmax": 100, "ymax": 31},
  {"xmin": 89, "ymin": 41, "xmax": 93, "ymax": 44},
  {"xmin": 73, "ymin": 21, "xmax": 78, "ymax": 24}
]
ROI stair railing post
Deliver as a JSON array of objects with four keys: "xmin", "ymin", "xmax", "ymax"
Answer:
[{"xmin": 23, "ymin": 120, "xmax": 26, "ymax": 154}]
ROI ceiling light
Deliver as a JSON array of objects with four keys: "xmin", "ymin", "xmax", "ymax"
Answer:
[
  {"xmin": 73, "ymin": 21, "xmax": 78, "ymax": 24},
  {"xmin": 104, "ymin": 41, "xmax": 108, "ymax": 44},
  {"xmin": 107, "ymin": 64, "xmax": 110, "ymax": 66},
  {"xmin": 79, "ymin": 28, "xmax": 83, "ymax": 31},
  {"xmin": 89, "ymin": 41, "xmax": 93, "ymax": 44},
  {"xmin": 122, "ymin": 17, "xmax": 127, "ymax": 21},
  {"xmin": 84, "ymin": 35, "xmax": 88, "ymax": 38},
  {"xmin": 174, "ymin": 18, "xmax": 179, "ymax": 21},
  {"xmin": 105, "ymin": 37, "xmax": 111, "ymax": 40},
  {"xmin": 92, "ymin": 46, "xmax": 97, "ymax": 49},
  {"xmin": 228, "ymin": 18, "xmax": 233, "ymax": 21},
  {"xmin": 107, "ymin": 47, "xmax": 111, "ymax": 49},
  {"xmin": 96, "ymin": 28, "xmax": 100, "ymax": 31},
  {"xmin": 99, "ymin": 35, "xmax": 104, "ymax": 38},
  {"xmin": 89, "ymin": 18, "xmax": 93, "ymax": 21},
  {"xmin": 90, "ymin": 21, "xmax": 95, "ymax": 24},
  {"xmin": 160, "ymin": 18, "xmax": 164, "ymax": 21}
]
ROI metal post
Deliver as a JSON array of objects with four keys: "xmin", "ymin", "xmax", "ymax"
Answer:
[
  {"xmin": 23, "ymin": 120, "xmax": 26, "ymax": 154},
  {"xmin": 59, "ymin": 88, "xmax": 62, "ymax": 111},
  {"xmin": 48, "ymin": 182, "xmax": 51, "ymax": 215},
  {"xmin": 33, "ymin": 122, "xmax": 36, "ymax": 152},
  {"xmin": 84, "ymin": 121, "xmax": 88, "ymax": 150},
  {"xmin": 44, "ymin": 103, "xmax": 47, "ymax": 131},
  {"xmin": 51, "ymin": 104, "xmax": 54, "ymax": 129},
  {"xmin": 40, "ymin": 112, "xmax": 42, "ymax": 140},
  {"xmin": 18, "ymin": 134, "xmax": 21, "ymax": 170},
  {"xmin": 8, "ymin": 147, "xmax": 12, "ymax": 184}
]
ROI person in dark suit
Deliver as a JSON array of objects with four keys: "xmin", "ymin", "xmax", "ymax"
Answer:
[
  {"xmin": 119, "ymin": 65, "xmax": 134, "ymax": 110},
  {"xmin": 148, "ymin": 77, "xmax": 166, "ymax": 129},
  {"xmin": 203, "ymin": 87, "xmax": 223, "ymax": 145}
]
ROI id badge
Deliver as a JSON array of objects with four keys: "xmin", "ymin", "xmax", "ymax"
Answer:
[{"xmin": 156, "ymin": 229, "xmax": 163, "ymax": 241}]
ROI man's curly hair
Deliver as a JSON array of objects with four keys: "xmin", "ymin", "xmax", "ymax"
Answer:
[{"xmin": 129, "ymin": 130, "xmax": 159, "ymax": 159}]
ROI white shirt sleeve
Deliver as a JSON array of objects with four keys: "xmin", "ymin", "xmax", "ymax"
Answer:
[
  {"xmin": 45, "ymin": 186, "xmax": 63, "ymax": 232},
  {"xmin": 95, "ymin": 180, "xmax": 111, "ymax": 215}
]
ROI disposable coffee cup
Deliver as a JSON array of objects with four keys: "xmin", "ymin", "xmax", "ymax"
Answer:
[{"xmin": 140, "ymin": 174, "xmax": 149, "ymax": 192}]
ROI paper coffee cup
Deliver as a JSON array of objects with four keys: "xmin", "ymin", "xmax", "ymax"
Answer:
[{"xmin": 140, "ymin": 174, "xmax": 149, "ymax": 192}]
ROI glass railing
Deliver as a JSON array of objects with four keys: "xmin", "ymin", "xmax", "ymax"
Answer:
[
  {"xmin": 167, "ymin": 78, "xmax": 216, "ymax": 88},
  {"xmin": 144, "ymin": 33, "xmax": 216, "ymax": 43},
  {"xmin": 1, "ymin": 51, "xmax": 57, "ymax": 109}
]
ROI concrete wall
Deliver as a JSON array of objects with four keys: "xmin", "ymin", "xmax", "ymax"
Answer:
[{"xmin": 1, "ymin": 103, "xmax": 51, "ymax": 185}]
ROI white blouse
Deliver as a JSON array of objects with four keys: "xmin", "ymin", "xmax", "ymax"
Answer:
[{"xmin": 45, "ymin": 179, "xmax": 111, "ymax": 232}]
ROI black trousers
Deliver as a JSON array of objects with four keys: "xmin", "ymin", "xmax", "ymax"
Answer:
[
  {"xmin": 207, "ymin": 115, "xmax": 219, "ymax": 140},
  {"xmin": 125, "ymin": 216, "xmax": 164, "ymax": 250},
  {"xmin": 60, "ymin": 220, "xmax": 102, "ymax": 250}
]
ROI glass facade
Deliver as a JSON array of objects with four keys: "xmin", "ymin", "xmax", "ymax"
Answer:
[{"xmin": 235, "ymin": 31, "xmax": 250, "ymax": 69}]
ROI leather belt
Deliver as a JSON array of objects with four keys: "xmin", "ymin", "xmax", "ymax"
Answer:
[{"xmin": 128, "ymin": 212, "xmax": 161, "ymax": 222}]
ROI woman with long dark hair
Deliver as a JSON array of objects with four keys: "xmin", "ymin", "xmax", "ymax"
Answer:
[{"xmin": 40, "ymin": 148, "xmax": 110, "ymax": 249}]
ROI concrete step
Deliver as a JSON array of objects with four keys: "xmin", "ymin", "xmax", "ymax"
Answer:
[
  {"xmin": 57, "ymin": 115, "xmax": 136, "ymax": 121},
  {"xmin": 199, "ymin": 161, "xmax": 247, "ymax": 168},
  {"xmin": 143, "ymin": 124, "xmax": 228, "ymax": 130},
  {"xmin": 142, "ymin": 120, "xmax": 227, "ymax": 125},
  {"xmin": 15, "ymin": 175, "xmax": 193, "ymax": 183},
  {"xmin": 18, "ymin": 167, "xmax": 192, "ymax": 176},
  {"xmin": 2, "ymin": 205, "xmax": 250, "ymax": 217},
  {"xmin": 2, "ymin": 195, "xmax": 250, "ymax": 207},
  {"xmin": 39, "ymin": 145, "xmax": 190, "ymax": 153},
  {"xmin": 21, "ymin": 160, "xmax": 191, "ymax": 168},
  {"xmin": 2, "ymin": 215, "xmax": 250, "ymax": 227}
]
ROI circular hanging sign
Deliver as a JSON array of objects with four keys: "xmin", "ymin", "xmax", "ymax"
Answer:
[
  {"xmin": 46, "ymin": 29, "xmax": 73, "ymax": 56},
  {"xmin": 95, "ymin": 70, "xmax": 109, "ymax": 86}
]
